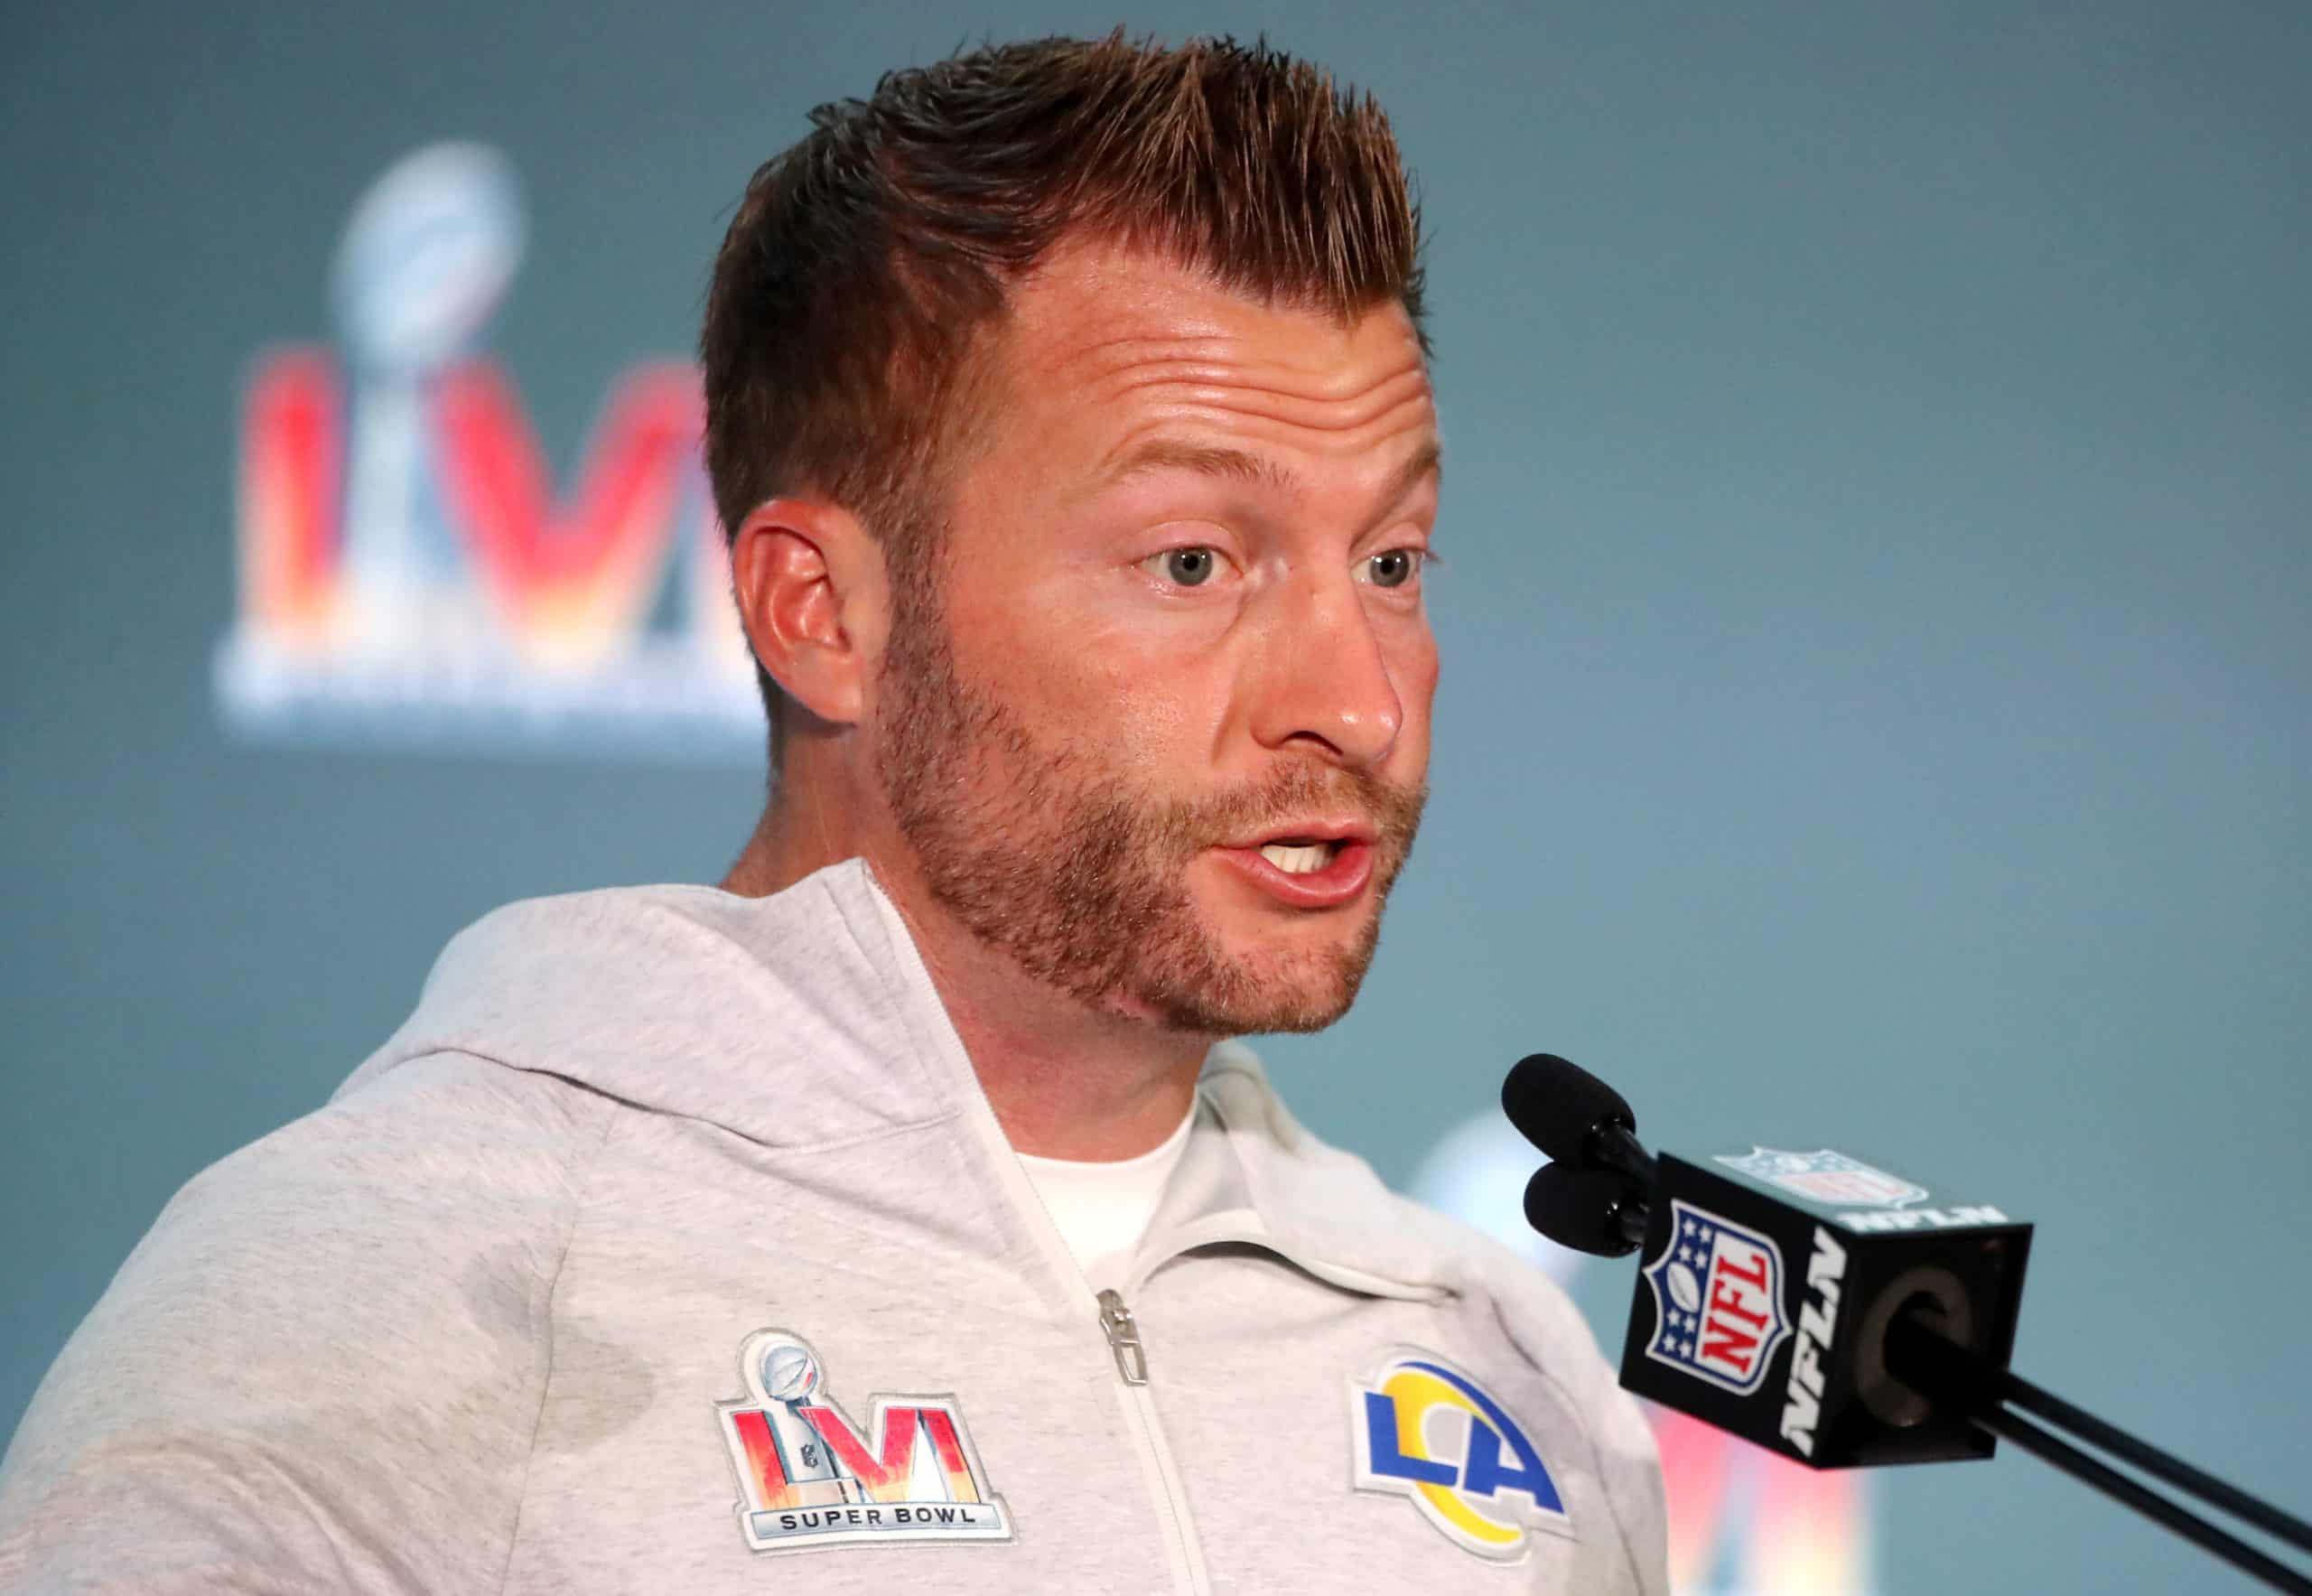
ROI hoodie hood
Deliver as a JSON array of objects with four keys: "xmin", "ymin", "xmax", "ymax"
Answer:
[
  {"xmin": 340, "ymin": 861, "xmax": 958, "ymax": 1149},
  {"xmin": 340, "ymin": 858, "xmax": 1466, "ymax": 1298}
]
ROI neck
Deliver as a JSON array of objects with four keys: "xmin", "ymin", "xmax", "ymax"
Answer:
[
  {"xmin": 892, "ymin": 873, "xmax": 1210, "ymax": 1160},
  {"xmin": 720, "ymin": 761, "xmax": 1209, "ymax": 1161}
]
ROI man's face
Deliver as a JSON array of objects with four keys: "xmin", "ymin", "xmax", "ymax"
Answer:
[{"xmin": 873, "ymin": 240, "xmax": 1440, "ymax": 1036}]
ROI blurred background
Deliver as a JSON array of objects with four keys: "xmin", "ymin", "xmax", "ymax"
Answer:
[{"xmin": 3, "ymin": 2, "xmax": 2306, "ymax": 1590}]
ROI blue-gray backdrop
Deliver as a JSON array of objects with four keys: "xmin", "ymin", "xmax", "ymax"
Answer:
[{"xmin": 4, "ymin": 3, "xmax": 2306, "ymax": 1592}]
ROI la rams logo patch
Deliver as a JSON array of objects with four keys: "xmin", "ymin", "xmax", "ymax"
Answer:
[
  {"xmin": 714, "ymin": 1330, "xmax": 1012, "ymax": 1552},
  {"xmin": 1349, "ymin": 1349, "xmax": 1571, "ymax": 1560}
]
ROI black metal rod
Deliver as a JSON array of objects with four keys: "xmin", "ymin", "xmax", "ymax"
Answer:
[
  {"xmin": 1886, "ymin": 1315, "xmax": 2312, "ymax": 1593},
  {"xmin": 1611, "ymin": 1196, "xmax": 1650, "ymax": 1252},
  {"xmin": 1971, "ymin": 1404, "xmax": 2312, "ymax": 1596},
  {"xmin": 1995, "ymin": 1367, "xmax": 2312, "ymax": 1557}
]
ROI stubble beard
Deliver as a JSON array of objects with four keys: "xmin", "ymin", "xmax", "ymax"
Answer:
[{"xmin": 872, "ymin": 572, "xmax": 1427, "ymax": 1037}]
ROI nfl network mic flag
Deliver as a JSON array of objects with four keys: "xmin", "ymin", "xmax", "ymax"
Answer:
[{"xmin": 1620, "ymin": 1147, "xmax": 2032, "ymax": 1470}]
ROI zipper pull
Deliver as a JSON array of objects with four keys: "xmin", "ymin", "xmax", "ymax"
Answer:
[{"xmin": 1097, "ymin": 1289, "xmax": 1150, "ymax": 1386}]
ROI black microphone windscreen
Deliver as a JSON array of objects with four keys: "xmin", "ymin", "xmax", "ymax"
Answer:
[
  {"xmin": 1523, "ymin": 1162, "xmax": 1642, "ymax": 1257},
  {"xmin": 1503, "ymin": 1053, "xmax": 1635, "ymax": 1164}
]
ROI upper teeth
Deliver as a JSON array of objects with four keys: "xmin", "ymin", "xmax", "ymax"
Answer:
[{"xmin": 1260, "ymin": 842, "xmax": 1332, "ymax": 874}]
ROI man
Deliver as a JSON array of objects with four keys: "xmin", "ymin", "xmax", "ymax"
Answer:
[{"xmin": 0, "ymin": 35, "xmax": 1664, "ymax": 1593}]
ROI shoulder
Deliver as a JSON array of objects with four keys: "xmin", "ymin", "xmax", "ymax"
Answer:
[
  {"xmin": 0, "ymin": 1051, "xmax": 613, "ymax": 1588},
  {"xmin": 177, "ymin": 1045, "xmax": 618, "ymax": 1275},
  {"xmin": 100, "ymin": 1045, "xmax": 612, "ymax": 1362}
]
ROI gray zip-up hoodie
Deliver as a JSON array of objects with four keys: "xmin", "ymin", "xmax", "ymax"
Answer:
[{"xmin": 0, "ymin": 861, "xmax": 1667, "ymax": 1593}]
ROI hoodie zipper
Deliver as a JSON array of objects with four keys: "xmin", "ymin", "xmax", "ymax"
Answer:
[
  {"xmin": 1098, "ymin": 1289, "xmax": 1150, "ymax": 1384},
  {"xmin": 1083, "ymin": 1235, "xmax": 1439, "ymax": 1594},
  {"xmin": 1092, "ymin": 1228, "xmax": 1445, "ymax": 1593},
  {"xmin": 1092, "ymin": 1285, "xmax": 1207, "ymax": 1593},
  {"xmin": 864, "ymin": 878, "xmax": 1213, "ymax": 1591}
]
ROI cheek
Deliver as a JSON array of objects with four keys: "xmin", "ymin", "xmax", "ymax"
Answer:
[
  {"xmin": 1391, "ymin": 622, "xmax": 1441, "ymax": 756},
  {"xmin": 1071, "ymin": 616, "xmax": 1235, "ymax": 769},
  {"xmin": 1408, "ymin": 630, "xmax": 1440, "ymax": 711},
  {"xmin": 948, "ymin": 584, "xmax": 1226, "ymax": 763}
]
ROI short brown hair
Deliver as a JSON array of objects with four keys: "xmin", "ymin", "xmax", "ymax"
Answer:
[{"xmin": 701, "ymin": 33, "xmax": 1428, "ymax": 745}]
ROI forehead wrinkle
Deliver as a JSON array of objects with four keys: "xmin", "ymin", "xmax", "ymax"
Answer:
[
  {"xmin": 1012, "ymin": 282, "xmax": 1437, "ymax": 500},
  {"xmin": 1081, "ymin": 362, "xmax": 1433, "ymax": 441},
  {"xmin": 1047, "ymin": 316, "xmax": 1429, "ymax": 399},
  {"xmin": 1084, "ymin": 342, "xmax": 1429, "ymax": 401},
  {"xmin": 1132, "ymin": 384, "xmax": 1436, "ymax": 448},
  {"xmin": 1012, "ymin": 239, "xmax": 1428, "ymax": 393}
]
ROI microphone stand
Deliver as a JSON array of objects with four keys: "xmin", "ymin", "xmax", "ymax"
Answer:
[{"xmin": 1884, "ymin": 1311, "xmax": 2312, "ymax": 1595}]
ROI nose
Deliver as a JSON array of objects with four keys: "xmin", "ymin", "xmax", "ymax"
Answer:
[{"xmin": 1246, "ymin": 571, "xmax": 1404, "ymax": 768}]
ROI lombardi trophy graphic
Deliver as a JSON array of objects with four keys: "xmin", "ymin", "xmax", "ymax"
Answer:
[
  {"xmin": 216, "ymin": 141, "xmax": 769, "ymax": 757},
  {"xmin": 331, "ymin": 142, "xmax": 524, "ymax": 658},
  {"xmin": 744, "ymin": 1334, "xmax": 860, "ymax": 1508}
]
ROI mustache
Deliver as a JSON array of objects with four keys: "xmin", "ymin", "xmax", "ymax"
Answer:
[{"xmin": 1157, "ymin": 762, "xmax": 1428, "ymax": 853}]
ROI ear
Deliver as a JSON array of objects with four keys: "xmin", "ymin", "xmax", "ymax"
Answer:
[{"xmin": 728, "ymin": 497, "xmax": 889, "ymax": 728}]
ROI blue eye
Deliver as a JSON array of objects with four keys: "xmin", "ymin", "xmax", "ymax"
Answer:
[
  {"xmin": 1368, "ymin": 549, "xmax": 1422, "ymax": 588},
  {"xmin": 1160, "ymin": 547, "xmax": 1217, "ymax": 586}
]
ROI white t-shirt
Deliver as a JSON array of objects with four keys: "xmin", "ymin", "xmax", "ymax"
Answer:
[{"xmin": 1015, "ymin": 1105, "xmax": 1197, "ymax": 1282}]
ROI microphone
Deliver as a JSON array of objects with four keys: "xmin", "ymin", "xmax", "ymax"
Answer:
[
  {"xmin": 1521, "ymin": 1160, "xmax": 1647, "ymax": 1257},
  {"xmin": 1501, "ymin": 1053, "xmax": 2312, "ymax": 1595},
  {"xmin": 1502, "ymin": 1053, "xmax": 1655, "ymax": 1188},
  {"xmin": 1507, "ymin": 1050, "xmax": 2026, "ymax": 1465}
]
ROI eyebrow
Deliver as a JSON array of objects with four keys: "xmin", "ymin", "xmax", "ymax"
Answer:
[{"xmin": 1104, "ymin": 437, "xmax": 1443, "ymax": 506}]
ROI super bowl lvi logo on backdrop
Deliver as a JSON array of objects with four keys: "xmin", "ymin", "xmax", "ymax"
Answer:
[{"xmin": 213, "ymin": 143, "xmax": 759, "ymax": 761}]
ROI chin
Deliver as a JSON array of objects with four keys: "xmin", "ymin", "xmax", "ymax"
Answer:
[{"xmin": 1130, "ymin": 922, "xmax": 1377, "ymax": 1038}]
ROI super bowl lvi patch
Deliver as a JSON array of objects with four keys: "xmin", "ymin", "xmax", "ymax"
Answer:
[
  {"xmin": 1349, "ymin": 1349, "xmax": 1572, "ymax": 1559},
  {"xmin": 714, "ymin": 1330, "xmax": 1013, "ymax": 1552}
]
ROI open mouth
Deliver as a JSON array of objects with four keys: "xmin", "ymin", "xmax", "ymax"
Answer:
[
  {"xmin": 1215, "ymin": 824, "xmax": 1376, "ymax": 908},
  {"xmin": 1257, "ymin": 838, "xmax": 1347, "ymax": 876}
]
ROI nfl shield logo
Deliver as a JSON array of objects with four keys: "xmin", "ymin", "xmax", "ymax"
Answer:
[
  {"xmin": 1714, "ymin": 1147, "xmax": 1929, "ymax": 1209},
  {"xmin": 1642, "ymin": 1200, "xmax": 1793, "ymax": 1396}
]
